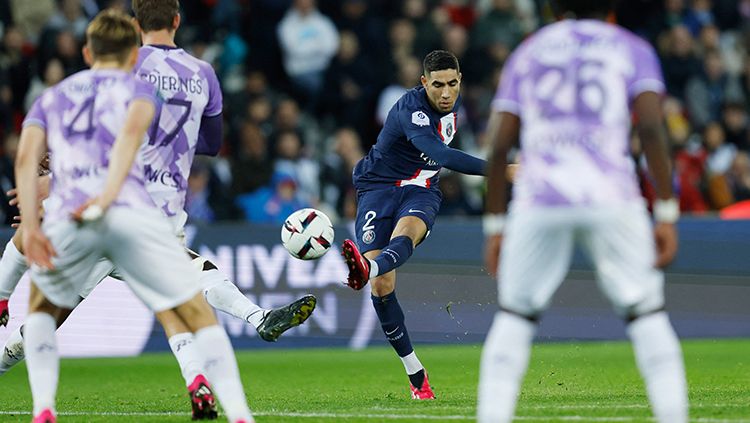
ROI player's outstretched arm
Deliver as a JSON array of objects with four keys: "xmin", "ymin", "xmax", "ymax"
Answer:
[
  {"xmin": 482, "ymin": 111, "xmax": 520, "ymax": 277},
  {"xmin": 77, "ymin": 98, "xmax": 155, "ymax": 217},
  {"xmin": 634, "ymin": 91, "xmax": 679, "ymax": 268},
  {"xmin": 411, "ymin": 136, "xmax": 486, "ymax": 175},
  {"xmin": 15, "ymin": 125, "xmax": 56, "ymax": 269}
]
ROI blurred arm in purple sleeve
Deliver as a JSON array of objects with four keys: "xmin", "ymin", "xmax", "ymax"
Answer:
[{"xmin": 196, "ymin": 113, "xmax": 223, "ymax": 156}]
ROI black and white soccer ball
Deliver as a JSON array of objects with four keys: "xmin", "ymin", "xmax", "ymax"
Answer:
[{"xmin": 281, "ymin": 208, "xmax": 335, "ymax": 260}]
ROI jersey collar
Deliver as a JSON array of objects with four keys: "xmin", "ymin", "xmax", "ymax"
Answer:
[{"xmin": 145, "ymin": 44, "xmax": 181, "ymax": 51}]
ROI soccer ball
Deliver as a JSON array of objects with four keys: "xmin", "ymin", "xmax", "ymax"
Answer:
[{"xmin": 281, "ymin": 208, "xmax": 335, "ymax": 260}]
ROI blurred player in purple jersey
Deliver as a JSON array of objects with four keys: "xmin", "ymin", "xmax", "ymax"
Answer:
[
  {"xmin": 0, "ymin": 0, "xmax": 315, "ymax": 419},
  {"xmin": 478, "ymin": 1, "xmax": 688, "ymax": 422},
  {"xmin": 342, "ymin": 51, "xmax": 486, "ymax": 399},
  {"xmin": 126, "ymin": 0, "xmax": 315, "ymax": 415},
  {"xmin": 15, "ymin": 10, "xmax": 254, "ymax": 423}
]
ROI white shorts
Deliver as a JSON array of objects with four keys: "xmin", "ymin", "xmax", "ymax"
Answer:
[
  {"xmin": 31, "ymin": 208, "xmax": 201, "ymax": 312},
  {"xmin": 76, "ymin": 258, "xmax": 122, "ymax": 299},
  {"xmin": 498, "ymin": 205, "xmax": 665, "ymax": 318},
  {"xmin": 169, "ymin": 210, "xmax": 188, "ymax": 245},
  {"xmin": 76, "ymin": 212, "xmax": 188, "ymax": 299}
]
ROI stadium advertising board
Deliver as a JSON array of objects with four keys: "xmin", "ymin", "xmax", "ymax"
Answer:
[{"xmin": 0, "ymin": 219, "xmax": 748, "ymax": 357}]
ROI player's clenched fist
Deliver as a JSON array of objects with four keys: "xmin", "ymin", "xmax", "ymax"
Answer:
[
  {"xmin": 654, "ymin": 222, "xmax": 678, "ymax": 268},
  {"xmin": 21, "ymin": 227, "xmax": 56, "ymax": 270}
]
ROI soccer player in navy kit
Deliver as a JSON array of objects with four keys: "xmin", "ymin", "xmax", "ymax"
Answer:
[{"xmin": 342, "ymin": 50, "xmax": 486, "ymax": 399}]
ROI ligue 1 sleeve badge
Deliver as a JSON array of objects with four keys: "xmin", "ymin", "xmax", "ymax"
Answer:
[
  {"xmin": 412, "ymin": 111, "xmax": 430, "ymax": 127},
  {"xmin": 362, "ymin": 229, "xmax": 376, "ymax": 244}
]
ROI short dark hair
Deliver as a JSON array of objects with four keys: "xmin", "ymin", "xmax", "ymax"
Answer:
[
  {"xmin": 86, "ymin": 9, "xmax": 139, "ymax": 63},
  {"xmin": 555, "ymin": 0, "xmax": 615, "ymax": 18},
  {"xmin": 423, "ymin": 50, "xmax": 460, "ymax": 76},
  {"xmin": 132, "ymin": 0, "xmax": 179, "ymax": 32}
]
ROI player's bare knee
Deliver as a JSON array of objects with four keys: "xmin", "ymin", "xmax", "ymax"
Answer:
[
  {"xmin": 32, "ymin": 301, "xmax": 68, "ymax": 317},
  {"xmin": 187, "ymin": 314, "xmax": 219, "ymax": 332},
  {"xmin": 156, "ymin": 309, "xmax": 192, "ymax": 337},
  {"xmin": 392, "ymin": 216, "xmax": 427, "ymax": 247},
  {"xmin": 370, "ymin": 272, "xmax": 396, "ymax": 297},
  {"xmin": 28, "ymin": 285, "xmax": 69, "ymax": 318},
  {"xmin": 174, "ymin": 294, "xmax": 218, "ymax": 332},
  {"xmin": 28, "ymin": 283, "xmax": 50, "ymax": 310}
]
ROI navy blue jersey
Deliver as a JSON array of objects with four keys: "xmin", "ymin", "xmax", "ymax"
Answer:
[{"xmin": 353, "ymin": 87, "xmax": 459, "ymax": 191}]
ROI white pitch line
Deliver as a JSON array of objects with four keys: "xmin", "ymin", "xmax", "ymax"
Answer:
[
  {"xmin": 522, "ymin": 403, "xmax": 750, "ymax": 410},
  {"xmin": 370, "ymin": 403, "xmax": 748, "ymax": 411},
  {"xmin": 0, "ymin": 410, "xmax": 748, "ymax": 422},
  {"xmin": 513, "ymin": 419, "xmax": 750, "ymax": 423},
  {"xmin": 0, "ymin": 411, "xmax": 471, "ymax": 420}
]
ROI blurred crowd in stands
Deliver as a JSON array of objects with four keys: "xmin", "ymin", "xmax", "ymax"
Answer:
[{"xmin": 1, "ymin": 0, "xmax": 750, "ymax": 225}]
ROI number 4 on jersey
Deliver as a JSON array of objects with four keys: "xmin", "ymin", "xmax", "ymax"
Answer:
[{"xmin": 65, "ymin": 96, "xmax": 96, "ymax": 139}]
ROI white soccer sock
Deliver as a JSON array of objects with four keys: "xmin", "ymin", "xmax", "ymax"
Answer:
[
  {"xmin": 368, "ymin": 259, "xmax": 379, "ymax": 280},
  {"xmin": 193, "ymin": 325, "xmax": 253, "ymax": 422},
  {"xmin": 400, "ymin": 351, "xmax": 423, "ymax": 375},
  {"xmin": 477, "ymin": 312, "xmax": 536, "ymax": 423},
  {"xmin": 24, "ymin": 313, "xmax": 58, "ymax": 415},
  {"xmin": 627, "ymin": 312, "xmax": 688, "ymax": 423},
  {"xmin": 0, "ymin": 325, "xmax": 25, "ymax": 375},
  {"xmin": 202, "ymin": 270, "xmax": 265, "ymax": 328},
  {"xmin": 0, "ymin": 240, "xmax": 29, "ymax": 299},
  {"xmin": 168, "ymin": 332, "xmax": 204, "ymax": 386}
]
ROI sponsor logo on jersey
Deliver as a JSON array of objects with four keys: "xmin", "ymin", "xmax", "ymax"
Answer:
[
  {"xmin": 144, "ymin": 165, "xmax": 186, "ymax": 190},
  {"xmin": 412, "ymin": 111, "xmax": 430, "ymax": 127},
  {"xmin": 60, "ymin": 164, "xmax": 104, "ymax": 180},
  {"xmin": 362, "ymin": 230, "xmax": 376, "ymax": 244}
]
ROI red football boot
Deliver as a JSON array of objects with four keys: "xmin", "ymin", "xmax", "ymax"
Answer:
[
  {"xmin": 31, "ymin": 409, "xmax": 55, "ymax": 423},
  {"xmin": 410, "ymin": 371, "xmax": 436, "ymax": 400},
  {"xmin": 341, "ymin": 239, "xmax": 371, "ymax": 290},
  {"xmin": 0, "ymin": 298, "xmax": 9, "ymax": 327},
  {"xmin": 188, "ymin": 374, "xmax": 218, "ymax": 420}
]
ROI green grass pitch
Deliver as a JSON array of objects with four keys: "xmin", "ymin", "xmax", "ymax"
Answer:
[{"xmin": 0, "ymin": 339, "xmax": 747, "ymax": 422}]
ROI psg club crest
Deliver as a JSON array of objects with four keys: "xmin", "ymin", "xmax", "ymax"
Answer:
[
  {"xmin": 439, "ymin": 114, "xmax": 456, "ymax": 145},
  {"xmin": 362, "ymin": 230, "xmax": 376, "ymax": 245}
]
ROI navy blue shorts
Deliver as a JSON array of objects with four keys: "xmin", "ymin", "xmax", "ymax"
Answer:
[{"xmin": 354, "ymin": 186, "xmax": 442, "ymax": 253}]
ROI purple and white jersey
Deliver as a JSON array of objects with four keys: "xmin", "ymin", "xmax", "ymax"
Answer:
[
  {"xmin": 23, "ymin": 69, "xmax": 160, "ymax": 224},
  {"xmin": 134, "ymin": 45, "xmax": 222, "ymax": 220},
  {"xmin": 494, "ymin": 20, "xmax": 665, "ymax": 209}
]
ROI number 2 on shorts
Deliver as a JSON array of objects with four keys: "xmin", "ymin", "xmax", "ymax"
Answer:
[{"xmin": 362, "ymin": 211, "xmax": 376, "ymax": 231}]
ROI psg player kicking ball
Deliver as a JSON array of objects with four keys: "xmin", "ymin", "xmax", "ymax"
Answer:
[{"xmin": 341, "ymin": 50, "xmax": 486, "ymax": 399}]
